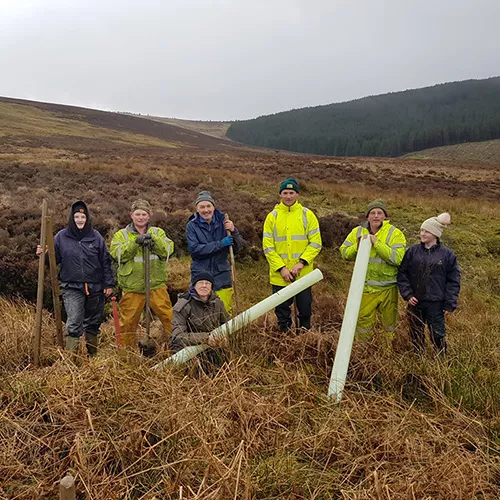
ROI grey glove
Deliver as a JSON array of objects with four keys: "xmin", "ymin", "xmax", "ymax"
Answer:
[{"xmin": 136, "ymin": 233, "xmax": 152, "ymax": 246}]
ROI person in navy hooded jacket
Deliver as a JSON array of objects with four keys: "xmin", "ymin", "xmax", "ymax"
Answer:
[
  {"xmin": 37, "ymin": 201, "xmax": 114, "ymax": 356},
  {"xmin": 186, "ymin": 191, "xmax": 241, "ymax": 316},
  {"xmin": 397, "ymin": 212, "xmax": 460, "ymax": 354}
]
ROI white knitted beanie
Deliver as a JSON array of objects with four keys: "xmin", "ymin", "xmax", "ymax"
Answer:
[{"xmin": 421, "ymin": 213, "xmax": 451, "ymax": 238}]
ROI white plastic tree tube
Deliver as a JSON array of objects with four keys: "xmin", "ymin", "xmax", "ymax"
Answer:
[
  {"xmin": 152, "ymin": 268, "xmax": 324, "ymax": 370},
  {"xmin": 328, "ymin": 235, "xmax": 372, "ymax": 402}
]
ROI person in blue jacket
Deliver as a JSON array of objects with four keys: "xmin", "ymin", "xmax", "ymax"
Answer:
[
  {"xmin": 37, "ymin": 201, "xmax": 114, "ymax": 356},
  {"xmin": 186, "ymin": 191, "xmax": 241, "ymax": 316},
  {"xmin": 397, "ymin": 212, "xmax": 460, "ymax": 354}
]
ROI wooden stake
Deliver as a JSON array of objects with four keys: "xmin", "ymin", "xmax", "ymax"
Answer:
[
  {"xmin": 34, "ymin": 199, "xmax": 48, "ymax": 366},
  {"xmin": 224, "ymin": 213, "xmax": 240, "ymax": 315},
  {"xmin": 59, "ymin": 474, "xmax": 76, "ymax": 500},
  {"xmin": 46, "ymin": 216, "xmax": 64, "ymax": 348}
]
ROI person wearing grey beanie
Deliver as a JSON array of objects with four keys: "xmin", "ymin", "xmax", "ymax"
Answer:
[
  {"xmin": 186, "ymin": 190, "xmax": 242, "ymax": 316},
  {"xmin": 397, "ymin": 212, "xmax": 461, "ymax": 354}
]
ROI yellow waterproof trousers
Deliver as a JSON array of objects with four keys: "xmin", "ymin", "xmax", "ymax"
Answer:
[
  {"xmin": 355, "ymin": 287, "xmax": 398, "ymax": 341},
  {"xmin": 215, "ymin": 287, "xmax": 234, "ymax": 317},
  {"xmin": 119, "ymin": 287, "xmax": 172, "ymax": 348}
]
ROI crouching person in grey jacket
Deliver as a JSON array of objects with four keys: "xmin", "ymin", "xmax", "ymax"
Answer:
[{"xmin": 170, "ymin": 272, "xmax": 229, "ymax": 372}]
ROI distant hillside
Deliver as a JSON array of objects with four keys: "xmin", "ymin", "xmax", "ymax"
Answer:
[
  {"xmin": 406, "ymin": 138, "xmax": 500, "ymax": 165},
  {"xmin": 148, "ymin": 117, "xmax": 231, "ymax": 139},
  {"xmin": 227, "ymin": 77, "xmax": 500, "ymax": 158},
  {"xmin": 0, "ymin": 97, "xmax": 235, "ymax": 152}
]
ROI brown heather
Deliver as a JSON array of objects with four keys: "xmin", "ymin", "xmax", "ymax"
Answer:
[{"xmin": 0, "ymin": 99, "xmax": 498, "ymax": 498}]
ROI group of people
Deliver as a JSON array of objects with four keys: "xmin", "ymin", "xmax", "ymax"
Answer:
[{"xmin": 37, "ymin": 176, "xmax": 460, "ymax": 360}]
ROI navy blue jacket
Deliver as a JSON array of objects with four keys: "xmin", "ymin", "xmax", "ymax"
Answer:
[
  {"xmin": 397, "ymin": 242, "xmax": 460, "ymax": 311},
  {"xmin": 186, "ymin": 210, "xmax": 240, "ymax": 291},
  {"xmin": 54, "ymin": 228, "xmax": 114, "ymax": 292}
]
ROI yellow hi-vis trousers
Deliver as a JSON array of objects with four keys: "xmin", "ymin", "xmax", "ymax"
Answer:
[
  {"xmin": 215, "ymin": 287, "xmax": 233, "ymax": 317},
  {"xmin": 119, "ymin": 287, "xmax": 172, "ymax": 348},
  {"xmin": 355, "ymin": 286, "xmax": 398, "ymax": 341}
]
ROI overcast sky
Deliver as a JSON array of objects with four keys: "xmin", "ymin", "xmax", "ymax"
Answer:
[{"xmin": 1, "ymin": 0, "xmax": 499, "ymax": 120}]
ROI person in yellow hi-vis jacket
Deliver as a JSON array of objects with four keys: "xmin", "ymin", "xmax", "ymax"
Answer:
[
  {"xmin": 263, "ymin": 178, "xmax": 322, "ymax": 331},
  {"xmin": 110, "ymin": 199, "xmax": 174, "ymax": 348},
  {"xmin": 340, "ymin": 200, "xmax": 406, "ymax": 342}
]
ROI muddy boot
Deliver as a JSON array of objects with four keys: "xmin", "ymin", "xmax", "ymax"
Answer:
[
  {"xmin": 138, "ymin": 336, "xmax": 156, "ymax": 358},
  {"xmin": 65, "ymin": 335, "xmax": 81, "ymax": 354},
  {"xmin": 85, "ymin": 333, "xmax": 99, "ymax": 357}
]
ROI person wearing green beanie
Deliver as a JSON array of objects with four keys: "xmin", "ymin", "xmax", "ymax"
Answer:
[
  {"xmin": 263, "ymin": 178, "xmax": 322, "ymax": 332},
  {"xmin": 279, "ymin": 178, "xmax": 300, "ymax": 194},
  {"xmin": 340, "ymin": 200, "xmax": 406, "ymax": 347}
]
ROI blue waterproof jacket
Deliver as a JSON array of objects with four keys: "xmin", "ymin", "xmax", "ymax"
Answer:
[
  {"xmin": 186, "ymin": 210, "xmax": 240, "ymax": 291},
  {"xmin": 54, "ymin": 228, "xmax": 115, "ymax": 293},
  {"xmin": 397, "ymin": 242, "xmax": 460, "ymax": 311}
]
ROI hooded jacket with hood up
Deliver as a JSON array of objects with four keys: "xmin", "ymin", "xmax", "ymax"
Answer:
[{"xmin": 54, "ymin": 201, "xmax": 114, "ymax": 292}]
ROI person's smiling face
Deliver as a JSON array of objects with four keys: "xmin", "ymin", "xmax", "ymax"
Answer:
[{"xmin": 197, "ymin": 201, "xmax": 215, "ymax": 222}]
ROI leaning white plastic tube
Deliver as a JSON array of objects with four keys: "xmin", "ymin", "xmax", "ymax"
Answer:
[
  {"xmin": 152, "ymin": 268, "xmax": 324, "ymax": 370},
  {"xmin": 328, "ymin": 235, "xmax": 372, "ymax": 402}
]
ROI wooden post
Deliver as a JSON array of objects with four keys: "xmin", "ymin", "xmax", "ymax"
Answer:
[
  {"xmin": 59, "ymin": 474, "xmax": 76, "ymax": 500},
  {"xmin": 224, "ymin": 213, "xmax": 240, "ymax": 315},
  {"xmin": 46, "ymin": 216, "xmax": 64, "ymax": 348},
  {"xmin": 34, "ymin": 199, "xmax": 48, "ymax": 366}
]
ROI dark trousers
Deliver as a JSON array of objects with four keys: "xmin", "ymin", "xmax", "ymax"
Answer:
[
  {"xmin": 61, "ymin": 288, "xmax": 105, "ymax": 338},
  {"xmin": 272, "ymin": 285, "xmax": 313, "ymax": 332},
  {"xmin": 408, "ymin": 301, "xmax": 446, "ymax": 353}
]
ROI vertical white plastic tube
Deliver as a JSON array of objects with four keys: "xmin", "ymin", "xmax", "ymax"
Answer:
[
  {"xmin": 152, "ymin": 269, "xmax": 324, "ymax": 370},
  {"xmin": 328, "ymin": 235, "xmax": 372, "ymax": 402}
]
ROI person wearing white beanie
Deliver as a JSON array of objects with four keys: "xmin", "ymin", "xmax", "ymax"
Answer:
[
  {"xmin": 420, "ymin": 212, "xmax": 451, "ymax": 239},
  {"xmin": 397, "ymin": 212, "xmax": 461, "ymax": 354}
]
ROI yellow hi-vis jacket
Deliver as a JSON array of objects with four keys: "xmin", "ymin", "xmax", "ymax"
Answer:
[
  {"xmin": 263, "ymin": 201, "xmax": 322, "ymax": 286},
  {"xmin": 110, "ymin": 224, "xmax": 174, "ymax": 293},
  {"xmin": 340, "ymin": 220, "xmax": 406, "ymax": 293}
]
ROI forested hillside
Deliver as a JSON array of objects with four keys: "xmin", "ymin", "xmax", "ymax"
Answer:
[{"xmin": 227, "ymin": 77, "xmax": 500, "ymax": 157}]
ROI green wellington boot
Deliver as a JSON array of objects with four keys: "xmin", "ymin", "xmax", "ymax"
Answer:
[{"xmin": 85, "ymin": 333, "xmax": 98, "ymax": 357}]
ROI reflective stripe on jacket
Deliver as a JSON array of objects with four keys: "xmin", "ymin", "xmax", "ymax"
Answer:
[
  {"xmin": 340, "ymin": 220, "xmax": 406, "ymax": 292},
  {"xmin": 263, "ymin": 201, "xmax": 322, "ymax": 286},
  {"xmin": 110, "ymin": 223, "xmax": 174, "ymax": 293}
]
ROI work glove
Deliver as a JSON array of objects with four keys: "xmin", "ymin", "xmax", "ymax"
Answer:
[
  {"xmin": 144, "ymin": 238, "xmax": 155, "ymax": 249},
  {"xmin": 221, "ymin": 236, "xmax": 233, "ymax": 247},
  {"xmin": 136, "ymin": 233, "xmax": 152, "ymax": 246}
]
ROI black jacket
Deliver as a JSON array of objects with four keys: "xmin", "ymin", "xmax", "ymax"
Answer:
[
  {"xmin": 54, "ymin": 228, "xmax": 114, "ymax": 292},
  {"xmin": 397, "ymin": 242, "xmax": 460, "ymax": 311}
]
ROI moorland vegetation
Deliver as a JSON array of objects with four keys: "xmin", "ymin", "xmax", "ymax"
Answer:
[{"xmin": 0, "ymin": 99, "xmax": 498, "ymax": 499}]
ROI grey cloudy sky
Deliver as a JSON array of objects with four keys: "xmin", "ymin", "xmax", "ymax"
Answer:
[{"xmin": 1, "ymin": 0, "xmax": 499, "ymax": 120}]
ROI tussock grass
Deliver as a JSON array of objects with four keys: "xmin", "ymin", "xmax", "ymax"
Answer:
[
  {"xmin": 1, "ymin": 98, "xmax": 499, "ymax": 497},
  {"xmin": 0, "ymin": 299, "xmax": 498, "ymax": 499}
]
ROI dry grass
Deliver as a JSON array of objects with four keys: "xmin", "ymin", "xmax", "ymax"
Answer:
[
  {"xmin": 0, "ymin": 97, "xmax": 499, "ymax": 498},
  {"xmin": 406, "ymin": 138, "xmax": 500, "ymax": 165},
  {"xmin": 0, "ymin": 297, "xmax": 498, "ymax": 499}
]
